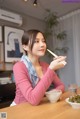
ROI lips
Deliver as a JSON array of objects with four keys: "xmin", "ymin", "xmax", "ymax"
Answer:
[{"xmin": 38, "ymin": 49, "xmax": 45, "ymax": 52}]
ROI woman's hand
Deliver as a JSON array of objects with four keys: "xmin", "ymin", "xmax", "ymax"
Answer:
[{"xmin": 49, "ymin": 56, "xmax": 67, "ymax": 70}]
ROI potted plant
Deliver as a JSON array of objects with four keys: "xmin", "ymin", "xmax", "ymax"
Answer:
[{"xmin": 44, "ymin": 9, "xmax": 68, "ymax": 56}]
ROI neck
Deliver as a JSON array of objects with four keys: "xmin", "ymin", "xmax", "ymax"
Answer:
[{"xmin": 27, "ymin": 54, "xmax": 40, "ymax": 66}]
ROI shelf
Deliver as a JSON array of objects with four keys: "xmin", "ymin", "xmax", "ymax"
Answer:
[
  {"xmin": 0, "ymin": 61, "xmax": 5, "ymax": 71},
  {"xmin": 0, "ymin": 70, "xmax": 13, "ymax": 77},
  {"xmin": 0, "ymin": 83, "xmax": 15, "ymax": 108},
  {"xmin": 0, "ymin": 99, "xmax": 13, "ymax": 109},
  {"xmin": 0, "ymin": 70, "xmax": 15, "ymax": 108},
  {"xmin": 0, "ymin": 83, "xmax": 15, "ymax": 97}
]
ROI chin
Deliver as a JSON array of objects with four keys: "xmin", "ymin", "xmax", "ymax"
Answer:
[{"xmin": 39, "ymin": 53, "xmax": 45, "ymax": 57}]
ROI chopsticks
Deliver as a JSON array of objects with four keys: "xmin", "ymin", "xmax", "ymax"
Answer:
[
  {"xmin": 47, "ymin": 49, "xmax": 66, "ymax": 65},
  {"xmin": 47, "ymin": 49, "xmax": 58, "ymax": 58}
]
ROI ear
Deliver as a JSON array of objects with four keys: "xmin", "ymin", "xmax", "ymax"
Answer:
[{"xmin": 22, "ymin": 45, "xmax": 29, "ymax": 51}]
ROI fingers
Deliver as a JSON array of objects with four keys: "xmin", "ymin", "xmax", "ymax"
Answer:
[
  {"xmin": 56, "ymin": 56, "xmax": 67, "ymax": 66},
  {"xmin": 53, "ymin": 56, "xmax": 66, "ymax": 62},
  {"xmin": 61, "ymin": 61, "xmax": 67, "ymax": 65},
  {"xmin": 49, "ymin": 56, "xmax": 67, "ymax": 70}
]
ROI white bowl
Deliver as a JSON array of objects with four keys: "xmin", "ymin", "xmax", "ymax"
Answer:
[
  {"xmin": 45, "ymin": 89, "xmax": 62, "ymax": 103},
  {"xmin": 65, "ymin": 98, "xmax": 80, "ymax": 109}
]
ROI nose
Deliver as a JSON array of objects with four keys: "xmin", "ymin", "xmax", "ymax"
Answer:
[{"xmin": 39, "ymin": 41, "xmax": 44, "ymax": 47}]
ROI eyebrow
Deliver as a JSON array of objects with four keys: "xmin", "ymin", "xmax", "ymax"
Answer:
[{"xmin": 35, "ymin": 38, "xmax": 45, "ymax": 40}]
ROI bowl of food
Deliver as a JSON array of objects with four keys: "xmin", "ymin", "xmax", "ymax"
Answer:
[
  {"xmin": 45, "ymin": 89, "xmax": 62, "ymax": 103},
  {"xmin": 65, "ymin": 94, "xmax": 80, "ymax": 109}
]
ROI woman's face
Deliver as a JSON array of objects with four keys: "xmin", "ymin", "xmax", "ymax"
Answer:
[{"xmin": 31, "ymin": 32, "xmax": 47, "ymax": 57}]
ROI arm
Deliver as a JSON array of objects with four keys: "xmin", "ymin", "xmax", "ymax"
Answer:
[
  {"xmin": 41, "ymin": 62, "xmax": 65, "ymax": 92},
  {"xmin": 47, "ymin": 56, "xmax": 66, "ymax": 92},
  {"xmin": 13, "ymin": 62, "xmax": 55, "ymax": 105},
  {"xmin": 51, "ymin": 72, "xmax": 65, "ymax": 92}
]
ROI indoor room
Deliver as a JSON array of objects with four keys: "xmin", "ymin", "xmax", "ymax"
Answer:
[{"xmin": 0, "ymin": 0, "xmax": 80, "ymax": 118}]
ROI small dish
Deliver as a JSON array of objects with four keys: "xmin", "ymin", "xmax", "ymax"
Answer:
[
  {"xmin": 45, "ymin": 89, "xmax": 62, "ymax": 103},
  {"xmin": 65, "ymin": 98, "xmax": 80, "ymax": 109}
]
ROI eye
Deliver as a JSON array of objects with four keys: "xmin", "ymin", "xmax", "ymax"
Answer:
[{"xmin": 34, "ymin": 40, "xmax": 39, "ymax": 43}]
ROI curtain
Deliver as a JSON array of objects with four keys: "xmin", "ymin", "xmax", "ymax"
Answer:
[
  {"xmin": 72, "ymin": 10, "xmax": 80, "ymax": 85},
  {"xmin": 53, "ymin": 9, "xmax": 80, "ymax": 88}
]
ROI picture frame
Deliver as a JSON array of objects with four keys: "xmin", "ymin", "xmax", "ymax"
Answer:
[
  {"xmin": 4, "ymin": 26, "xmax": 24, "ymax": 62},
  {"xmin": 0, "ymin": 26, "xmax": 2, "ymax": 42}
]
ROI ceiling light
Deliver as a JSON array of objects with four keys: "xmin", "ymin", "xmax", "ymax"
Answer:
[
  {"xmin": 33, "ymin": 0, "xmax": 37, "ymax": 6},
  {"xmin": 23, "ymin": 0, "xmax": 28, "ymax": 2}
]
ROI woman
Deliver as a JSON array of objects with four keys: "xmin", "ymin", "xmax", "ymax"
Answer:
[{"xmin": 10, "ymin": 29, "xmax": 66, "ymax": 106}]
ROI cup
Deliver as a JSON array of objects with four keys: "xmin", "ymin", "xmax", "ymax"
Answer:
[{"xmin": 68, "ymin": 84, "xmax": 78, "ymax": 97}]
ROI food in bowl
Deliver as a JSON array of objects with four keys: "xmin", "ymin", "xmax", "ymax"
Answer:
[
  {"xmin": 45, "ymin": 89, "xmax": 62, "ymax": 103},
  {"xmin": 65, "ymin": 94, "xmax": 80, "ymax": 109},
  {"xmin": 69, "ymin": 95, "xmax": 80, "ymax": 103}
]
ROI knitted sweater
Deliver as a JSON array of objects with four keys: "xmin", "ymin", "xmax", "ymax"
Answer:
[{"xmin": 13, "ymin": 61, "xmax": 65, "ymax": 105}]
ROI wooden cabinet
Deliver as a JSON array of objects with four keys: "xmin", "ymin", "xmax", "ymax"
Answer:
[
  {"xmin": 0, "ymin": 83, "xmax": 15, "ymax": 108},
  {"xmin": 0, "ymin": 61, "xmax": 5, "ymax": 71},
  {"xmin": 0, "ymin": 71, "xmax": 16, "ymax": 108}
]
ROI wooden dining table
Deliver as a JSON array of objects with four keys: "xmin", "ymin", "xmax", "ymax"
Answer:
[{"xmin": 0, "ymin": 88, "xmax": 80, "ymax": 119}]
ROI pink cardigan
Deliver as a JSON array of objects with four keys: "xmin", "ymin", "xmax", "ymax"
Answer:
[{"xmin": 13, "ymin": 61, "xmax": 65, "ymax": 105}]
